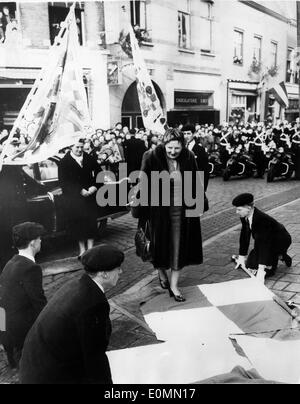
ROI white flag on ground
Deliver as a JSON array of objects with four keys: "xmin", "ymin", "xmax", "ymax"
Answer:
[
  {"xmin": 1, "ymin": 6, "xmax": 92, "ymax": 167},
  {"xmin": 129, "ymin": 25, "xmax": 168, "ymax": 135}
]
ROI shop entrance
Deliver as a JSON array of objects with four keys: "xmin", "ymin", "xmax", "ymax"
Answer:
[
  {"xmin": 167, "ymin": 110, "xmax": 219, "ymax": 127},
  {"xmin": 121, "ymin": 81, "xmax": 164, "ymax": 129},
  {"xmin": 0, "ymin": 87, "xmax": 31, "ymax": 128}
]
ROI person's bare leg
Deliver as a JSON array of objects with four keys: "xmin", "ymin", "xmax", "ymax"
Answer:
[
  {"xmin": 87, "ymin": 239, "xmax": 94, "ymax": 250},
  {"xmin": 79, "ymin": 240, "xmax": 86, "ymax": 257},
  {"xmin": 170, "ymin": 269, "xmax": 181, "ymax": 296},
  {"xmin": 157, "ymin": 268, "xmax": 169, "ymax": 288}
]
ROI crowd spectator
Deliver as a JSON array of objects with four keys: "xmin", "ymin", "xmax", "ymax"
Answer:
[{"xmin": 58, "ymin": 139, "xmax": 98, "ymax": 258}]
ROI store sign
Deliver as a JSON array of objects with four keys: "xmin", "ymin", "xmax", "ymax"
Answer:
[{"xmin": 174, "ymin": 91, "xmax": 213, "ymax": 107}]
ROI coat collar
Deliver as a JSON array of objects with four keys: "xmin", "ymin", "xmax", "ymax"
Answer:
[{"xmin": 152, "ymin": 144, "xmax": 193, "ymax": 172}]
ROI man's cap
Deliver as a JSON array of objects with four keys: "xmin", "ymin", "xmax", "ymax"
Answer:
[
  {"xmin": 232, "ymin": 193, "xmax": 254, "ymax": 207},
  {"xmin": 81, "ymin": 244, "xmax": 124, "ymax": 273},
  {"xmin": 12, "ymin": 222, "xmax": 46, "ymax": 247}
]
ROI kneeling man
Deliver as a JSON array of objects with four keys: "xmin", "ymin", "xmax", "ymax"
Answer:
[{"xmin": 232, "ymin": 193, "xmax": 292, "ymax": 283}]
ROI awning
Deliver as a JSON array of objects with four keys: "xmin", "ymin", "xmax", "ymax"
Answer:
[{"xmin": 231, "ymin": 90, "xmax": 257, "ymax": 96}]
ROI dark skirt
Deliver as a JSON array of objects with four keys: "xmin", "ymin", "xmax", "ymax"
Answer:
[
  {"xmin": 66, "ymin": 196, "xmax": 98, "ymax": 241},
  {"xmin": 169, "ymin": 206, "xmax": 182, "ymax": 271}
]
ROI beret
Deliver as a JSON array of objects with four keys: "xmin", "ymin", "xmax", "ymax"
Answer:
[
  {"xmin": 81, "ymin": 244, "xmax": 124, "ymax": 273},
  {"xmin": 232, "ymin": 193, "xmax": 254, "ymax": 207},
  {"xmin": 13, "ymin": 222, "xmax": 45, "ymax": 243}
]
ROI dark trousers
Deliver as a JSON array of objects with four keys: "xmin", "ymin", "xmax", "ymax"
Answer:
[
  {"xmin": 0, "ymin": 331, "xmax": 22, "ymax": 369},
  {"xmin": 246, "ymin": 236, "xmax": 291, "ymax": 270}
]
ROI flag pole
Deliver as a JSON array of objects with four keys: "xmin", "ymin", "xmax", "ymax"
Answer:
[
  {"xmin": 297, "ymin": 1, "xmax": 300, "ymax": 120},
  {"xmin": 0, "ymin": 4, "xmax": 76, "ymax": 172}
]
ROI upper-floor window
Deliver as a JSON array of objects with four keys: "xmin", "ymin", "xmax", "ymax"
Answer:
[
  {"xmin": 253, "ymin": 35, "xmax": 262, "ymax": 62},
  {"xmin": 270, "ymin": 41, "xmax": 278, "ymax": 67},
  {"xmin": 286, "ymin": 47, "xmax": 299, "ymax": 84},
  {"xmin": 178, "ymin": 0, "xmax": 191, "ymax": 49},
  {"xmin": 286, "ymin": 47, "xmax": 293, "ymax": 82},
  {"xmin": 200, "ymin": 0, "xmax": 214, "ymax": 52},
  {"xmin": 130, "ymin": 0, "xmax": 146, "ymax": 29},
  {"xmin": 233, "ymin": 29, "xmax": 243, "ymax": 65},
  {"xmin": 0, "ymin": 2, "xmax": 19, "ymax": 45},
  {"xmin": 48, "ymin": 2, "xmax": 84, "ymax": 46},
  {"xmin": 130, "ymin": 0, "xmax": 151, "ymax": 43}
]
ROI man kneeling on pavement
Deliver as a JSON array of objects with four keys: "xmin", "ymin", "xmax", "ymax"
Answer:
[{"xmin": 232, "ymin": 193, "xmax": 292, "ymax": 283}]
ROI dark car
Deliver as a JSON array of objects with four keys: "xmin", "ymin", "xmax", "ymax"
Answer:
[{"xmin": 1, "ymin": 159, "xmax": 128, "ymax": 238}]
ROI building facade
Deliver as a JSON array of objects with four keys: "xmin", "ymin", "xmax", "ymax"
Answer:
[{"xmin": 0, "ymin": 0, "xmax": 298, "ymax": 131}]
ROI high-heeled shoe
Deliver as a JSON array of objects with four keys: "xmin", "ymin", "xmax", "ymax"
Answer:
[
  {"xmin": 158, "ymin": 276, "xmax": 170, "ymax": 290},
  {"xmin": 169, "ymin": 288, "xmax": 186, "ymax": 302}
]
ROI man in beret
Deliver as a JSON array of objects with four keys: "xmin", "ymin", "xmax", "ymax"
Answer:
[
  {"xmin": 19, "ymin": 244, "xmax": 124, "ymax": 384},
  {"xmin": 232, "ymin": 193, "xmax": 292, "ymax": 283},
  {"xmin": 0, "ymin": 222, "xmax": 47, "ymax": 368}
]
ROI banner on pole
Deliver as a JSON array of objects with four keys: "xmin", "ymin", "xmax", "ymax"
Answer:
[
  {"xmin": 129, "ymin": 25, "xmax": 168, "ymax": 135},
  {"xmin": 0, "ymin": 6, "xmax": 92, "ymax": 167}
]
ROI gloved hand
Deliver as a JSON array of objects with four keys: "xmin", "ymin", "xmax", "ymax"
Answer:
[{"xmin": 235, "ymin": 255, "xmax": 247, "ymax": 270}]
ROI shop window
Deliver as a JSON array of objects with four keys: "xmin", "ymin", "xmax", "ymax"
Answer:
[
  {"xmin": 178, "ymin": 0, "xmax": 191, "ymax": 49},
  {"xmin": 0, "ymin": 2, "xmax": 19, "ymax": 45},
  {"xmin": 48, "ymin": 2, "xmax": 84, "ymax": 46},
  {"xmin": 233, "ymin": 30, "xmax": 243, "ymax": 65},
  {"xmin": 270, "ymin": 41, "xmax": 278, "ymax": 67}
]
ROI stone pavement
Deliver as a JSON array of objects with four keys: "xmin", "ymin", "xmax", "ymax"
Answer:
[{"xmin": 1, "ymin": 197, "xmax": 300, "ymax": 383}]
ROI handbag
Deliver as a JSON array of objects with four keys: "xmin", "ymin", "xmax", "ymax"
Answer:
[{"xmin": 135, "ymin": 220, "xmax": 152, "ymax": 262}]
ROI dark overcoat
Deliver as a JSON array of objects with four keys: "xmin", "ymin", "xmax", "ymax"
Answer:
[
  {"xmin": 19, "ymin": 274, "xmax": 112, "ymax": 384},
  {"xmin": 58, "ymin": 152, "xmax": 98, "ymax": 240},
  {"xmin": 133, "ymin": 144, "xmax": 203, "ymax": 269},
  {"xmin": 190, "ymin": 142, "xmax": 210, "ymax": 192},
  {"xmin": 0, "ymin": 255, "xmax": 47, "ymax": 348},
  {"xmin": 239, "ymin": 207, "xmax": 292, "ymax": 266},
  {"xmin": 123, "ymin": 137, "xmax": 147, "ymax": 174}
]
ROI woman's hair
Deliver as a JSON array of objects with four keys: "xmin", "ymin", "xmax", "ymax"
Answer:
[{"xmin": 162, "ymin": 128, "xmax": 185, "ymax": 146}]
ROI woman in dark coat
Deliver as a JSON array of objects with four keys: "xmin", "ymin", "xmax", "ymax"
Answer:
[
  {"xmin": 58, "ymin": 140, "xmax": 98, "ymax": 257},
  {"xmin": 133, "ymin": 128, "xmax": 204, "ymax": 302}
]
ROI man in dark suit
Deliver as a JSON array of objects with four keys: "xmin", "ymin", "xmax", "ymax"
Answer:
[
  {"xmin": 232, "ymin": 193, "xmax": 292, "ymax": 283},
  {"xmin": 0, "ymin": 222, "xmax": 46, "ymax": 368},
  {"xmin": 19, "ymin": 244, "xmax": 124, "ymax": 384},
  {"xmin": 123, "ymin": 129, "xmax": 147, "ymax": 176},
  {"xmin": 182, "ymin": 124, "xmax": 210, "ymax": 192}
]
